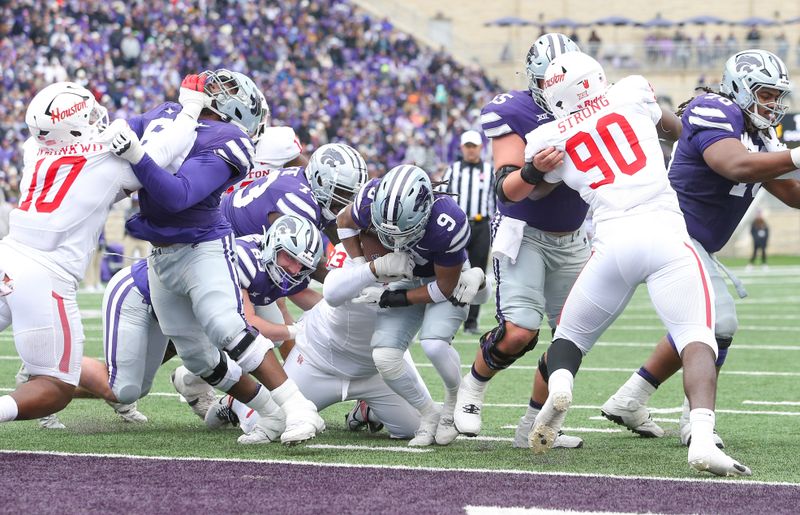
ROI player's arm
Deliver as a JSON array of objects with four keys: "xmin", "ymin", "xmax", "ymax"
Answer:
[
  {"xmin": 288, "ymin": 288, "xmax": 322, "ymax": 310},
  {"xmin": 241, "ymin": 289, "xmax": 297, "ymax": 342},
  {"xmin": 763, "ymin": 179, "xmax": 800, "ymax": 208},
  {"xmin": 400, "ymin": 263, "xmax": 462, "ymax": 305},
  {"xmin": 657, "ymin": 107, "xmax": 682, "ymax": 142},
  {"xmin": 493, "ymin": 133, "xmax": 560, "ymax": 203},
  {"xmin": 702, "ymin": 138, "xmax": 800, "ymax": 183},
  {"xmin": 336, "ymin": 204, "xmax": 365, "ymax": 261}
]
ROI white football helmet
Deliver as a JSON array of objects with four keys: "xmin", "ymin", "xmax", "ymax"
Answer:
[
  {"xmin": 525, "ymin": 33, "xmax": 581, "ymax": 112},
  {"xmin": 252, "ymin": 89, "xmax": 271, "ymax": 143},
  {"xmin": 720, "ymin": 49, "xmax": 791, "ymax": 130},
  {"xmin": 543, "ymin": 52, "xmax": 608, "ymax": 119},
  {"xmin": 306, "ymin": 143, "xmax": 368, "ymax": 222},
  {"xmin": 370, "ymin": 164, "xmax": 433, "ymax": 252},
  {"xmin": 262, "ymin": 215, "xmax": 323, "ymax": 289},
  {"xmin": 25, "ymin": 82, "xmax": 108, "ymax": 147},
  {"xmin": 203, "ymin": 69, "xmax": 267, "ymax": 137}
]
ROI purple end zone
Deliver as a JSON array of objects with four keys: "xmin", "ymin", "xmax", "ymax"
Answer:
[{"xmin": 2, "ymin": 453, "xmax": 799, "ymax": 514}]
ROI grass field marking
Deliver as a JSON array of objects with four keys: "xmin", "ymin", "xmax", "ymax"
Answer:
[
  {"xmin": 1, "ymin": 449, "xmax": 795, "ymax": 486},
  {"xmin": 742, "ymin": 400, "xmax": 800, "ymax": 406},
  {"xmin": 450, "ymin": 341, "xmax": 800, "ymax": 351},
  {"xmin": 465, "ymin": 507, "xmax": 647, "ymax": 515},
  {"xmin": 306, "ymin": 444, "xmax": 433, "ymax": 453},
  {"xmin": 500, "ymin": 424, "xmax": 622, "ymax": 434}
]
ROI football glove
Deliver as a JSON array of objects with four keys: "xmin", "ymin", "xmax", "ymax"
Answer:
[
  {"xmin": 110, "ymin": 124, "xmax": 145, "ymax": 165},
  {"xmin": 179, "ymin": 73, "xmax": 211, "ymax": 120},
  {"xmin": 450, "ymin": 267, "xmax": 485, "ymax": 306},
  {"xmin": 351, "ymin": 286, "xmax": 386, "ymax": 305},
  {"xmin": 371, "ymin": 252, "xmax": 414, "ymax": 283}
]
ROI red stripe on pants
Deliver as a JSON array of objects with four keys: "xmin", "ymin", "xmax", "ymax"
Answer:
[
  {"xmin": 52, "ymin": 291, "xmax": 72, "ymax": 373},
  {"xmin": 683, "ymin": 243, "xmax": 713, "ymax": 329}
]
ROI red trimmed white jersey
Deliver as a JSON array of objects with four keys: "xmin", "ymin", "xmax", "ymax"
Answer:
[
  {"xmin": 227, "ymin": 126, "xmax": 303, "ymax": 193},
  {"xmin": 525, "ymin": 75, "xmax": 682, "ymax": 224},
  {"xmin": 7, "ymin": 138, "xmax": 140, "ymax": 282}
]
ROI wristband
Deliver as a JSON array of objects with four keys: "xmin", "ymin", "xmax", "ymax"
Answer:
[
  {"xmin": 378, "ymin": 289, "xmax": 410, "ymax": 308},
  {"xmin": 790, "ymin": 147, "xmax": 800, "ymax": 169},
  {"xmin": 286, "ymin": 324, "xmax": 298, "ymax": 340},
  {"xmin": 520, "ymin": 161, "xmax": 546, "ymax": 185},
  {"xmin": 426, "ymin": 280, "xmax": 448, "ymax": 303},
  {"xmin": 337, "ymin": 227, "xmax": 361, "ymax": 240}
]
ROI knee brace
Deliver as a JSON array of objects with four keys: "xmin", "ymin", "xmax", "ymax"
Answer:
[
  {"xmin": 372, "ymin": 347, "xmax": 406, "ymax": 380},
  {"xmin": 225, "ymin": 328, "xmax": 274, "ymax": 373},
  {"xmin": 715, "ymin": 337, "xmax": 732, "ymax": 367},
  {"xmin": 537, "ymin": 353, "xmax": 550, "ymax": 383},
  {"xmin": 480, "ymin": 323, "xmax": 538, "ymax": 371},
  {"xmin": 546, "ymin": 338, "xmax": 583, "ymax": 376},
  {"xmin": 201, "ymin": 349, "xmax": 243, "ymax": 392}
]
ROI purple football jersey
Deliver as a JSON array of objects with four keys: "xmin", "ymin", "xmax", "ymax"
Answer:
[
  {"xmin": 235, "ymin": 235, "xmax": 309, "ymax": 304},
  {"xmin": 130, "ymin": 259, "xmax": 151, "ymax": 305},
  {"xmin": 481, "ymin": 90, "xmax": 588, "ymax": 231},
  {"xmin": 351, "ymin": 179, "xmax": 469, "ymax": 277},
  {"xmin": 669, "ymin": 93, "xmax": 768, "ymax": 253},
  {"xmin": 220, "ymin": 166, "xmax": 324, "ymax": 237},
  {"xmin": 125, "ymin": 103, "xmax": 254, "ymax": 244}
]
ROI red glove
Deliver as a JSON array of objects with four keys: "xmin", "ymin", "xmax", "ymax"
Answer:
[{"xmin": 180, "ymin": 73, "xmax": 206, "ymax": 92}]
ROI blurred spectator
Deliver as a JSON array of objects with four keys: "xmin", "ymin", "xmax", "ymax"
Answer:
[
  {"xmin": 748, "ymin": 213, "xmax": 769, "ymax": 271},
  {"xmin": 587, "ymin": 30, "xmax": 602, "ymax": 58},
  {"xmin": 745, "ymin": 25, "xmax": 762, "ymax": 46},
  {"xmin": 775, "ymin": 32, "xmax": 789, "ymax": 63}
]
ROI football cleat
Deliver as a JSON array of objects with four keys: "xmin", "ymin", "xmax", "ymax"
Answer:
[
  {"xmin": 345, "ymin": 400, "xmax": 384, "ymax": 433},
  {"xmin": 205, "ymin": 395, "xmax": 240, "ymax": 430},
  {"xmin": 600, "ymin": 394, "xmax": 664, "ymax": 438},
  {"xmin": 529, "ymin": 390, "xmax": 572, "ymax": 455},
  {"xmin": 238, "ymin": 410, "xmax": 286, "ymax": 445},
  {"xmin": 281, "ymin": 403, "xmax": 325, "ymax": 446},
  {"xmin": 453, "ymin": 378, "xmax": 485, "ymax": 437},
  {"xmin": 688, "ymin": 443, "xmax": 751, "ymax": 477},
  {"xmin": 16, "ymin": 365, "xmax": 66, "ymax": 429},
  {"xmin": 408, "ymin": 405, "xmax": 441, "ymax": 447},
  {"xmin": 513, "ymin": 415, "xmax": 583, "ymax": 449},
  {"xmin": 108, "ymin": 401, "xmax": 148, "ymax": 423},
  {"xmin": 171, "ymin": 366, "xmax": 216, "ymax": 419},
  {"xmin": 434, "ymin": 415, "xmax": 459, "ymax": 446}
]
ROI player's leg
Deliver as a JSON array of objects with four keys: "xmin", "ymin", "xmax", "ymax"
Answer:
[
  {"xmin": 463, "ymin": 220, "xmax": 490, "ymax": 334},
  {"xmin": 351, "ymin": 372, "xmax": 421, "ymax": 439}
]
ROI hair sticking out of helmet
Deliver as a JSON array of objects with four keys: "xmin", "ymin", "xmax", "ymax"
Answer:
[
  {"xmin": 525, "ymin": 33, "xmax": 581, "ymax": 113},
  {"xmin": 25, "ymin": 82, "xmax": 108, "ymax": 147},
  {"xmin": 306, "ymin": 143, "xmax": 368, "ymax": 222},
  {"xmin": 202, "ymin": 69, "xmax": 267, "ymax": 137},
  {"xmin": 261, "ymin": 215, "xmax": 323, "ymax": 290},
  {"xmin": 542, "ymin": 52, "xmax": 608, "ymax": 119},
  {"xmin": 719, "ymin": 49, "xmax": 791, "ymax": 130},
  {"xmin": 370, "ymin": 164, "xmax": 433, "ymax": 252}
]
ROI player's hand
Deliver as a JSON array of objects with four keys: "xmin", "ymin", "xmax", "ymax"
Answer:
[
  {"xmin": 110, "ymin": 124, "xmax": 145, "ymax": 165},
  {"xmin": 179, "ymin": 73, "xmax": 211, "ymax": 120},
  {"xmin": 352, "ymin": 286, "xmax": 386, "ymax": 304},
  {"xmin": 371, "ymin": 252, "xmax": 414, "ymax": 283},
  {"xmin": 532, "ymin": 146, "xmax": 564, "ymax": 172},
  {"xmin": 450, "ymin": 267, "xmax": 485, "ymax": 306}
]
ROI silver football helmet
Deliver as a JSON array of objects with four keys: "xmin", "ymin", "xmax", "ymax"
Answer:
[
  {"xmin": 306, "ymin": 143, "xmax": 368, "ymax": 222},
  {"xmin": 720, "ymin": 49, "xmax": 791, "ymax": 130},
  {"xmin": 543, "ymin": 52, "xmax": 608, "ymax": 119},
  {"xmin": 525, "ymin": 33, "xmax": 581, "ymax": 113},
  {"xmin": 203, "ymin": 69, "xmax": 267, "ymax": 137},
  {"xmin": 25, "ymin": 81, "xmax": 108, "ymax": 147},
  {"xmin": 262, "ymin": 214, "xmax": 323, "ymax": 289},
  {"xmin": 370, "ymin": 165, "xmax": 433, "ymax": 252}
]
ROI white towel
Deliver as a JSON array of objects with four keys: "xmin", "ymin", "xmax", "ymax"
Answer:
[{"xmin": 491, "ymin": 216, "xmax": 526, "ymax": 264}]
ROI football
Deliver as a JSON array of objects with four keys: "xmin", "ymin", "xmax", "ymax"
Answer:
[{"xmin": 360, "ymin": 231, "xmax": 389, "ymax": 261}]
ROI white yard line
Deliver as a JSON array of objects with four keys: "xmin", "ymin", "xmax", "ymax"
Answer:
[
  {"xmin": 306, "ymin": 444, "xmax": 432, "ymax": 453},
  {"xmin": 743, "ymin": 400, "xmax": 800, "ymax": 406}
]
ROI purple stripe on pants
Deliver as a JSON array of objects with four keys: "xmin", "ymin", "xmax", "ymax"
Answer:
[
  {"xmin": 104, "ymin": 274, "xmax": 136, "ymax": 388},
  {"xmin": 220, "ymin": 234, "xmax": 246, "ymax": 322}
]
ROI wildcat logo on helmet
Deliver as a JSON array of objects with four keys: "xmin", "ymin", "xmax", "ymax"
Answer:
[
  {"xmin": 734, "ymin": 53, "xmax": 764, "ymax": 74},
  {"xmin": 47, "ymin": 97, "xmax": 89, "ymax": 124}
]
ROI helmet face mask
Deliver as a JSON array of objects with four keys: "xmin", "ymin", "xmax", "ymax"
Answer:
[
  {"xmin": 719, "ymin": 50, "xmax": 791, "ymax": 130},
  {"xmin": 370, "ymin": 165, "xmax": 433, "ymax": 252},
  {"xmin": 26, "ymin": 82, "xmax": 108, "ymax": 147},
  {"xmin": 525, "ymin": 33, "xmax": 581, "ymax": 113},
  {"xmin": 306, "ymin": 143, "xmax": 368, "ymax": 221},
  {"xmin": 543, "ymin": 52, "xmax": 608, "ymax": 119},
  {"xmin": 203, "ymin": 69, "xmax": 267, "ymax": 137},
  {"xmin": 261, "ymin": 215, "xmax": 323, "ymax": 290}
]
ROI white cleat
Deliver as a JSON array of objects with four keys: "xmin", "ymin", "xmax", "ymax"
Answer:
[
  {"xmin": 513, "ymin": 415, "xmax": 583, "ymax": 449},
  {"xmin": 680, "ymin": 422, "xmax": 725, "ymax": 449},
  {"xmin": 16, "ymin": 365, "xmax": 66, "ymax": 429},
  {"xmin": 434, "ymin": 416, "xmax": 459, "ymax": 446},
  {"xmin": 529, "ymin": 390, "xmax": 572, "ymax": 455},
  {"xmin": 600, "ymin": 394, "xmax": 664, "ymax": 438},
  {"xmin": 280, "ymin": 406, "xmax": 325, "ymax": 447},
  {"xmin": 453, "ymin": 379, "xmax": 485, "ymax": 437},
  {"xmin": 108, "ymin": 401, "xmax": 148, "ymax": 423},
  {"xmin": 171, "ymin": 366, "xmax": 216, "ymax": 419},
  {"xmin": 688, "ymin": 443, "xmax": 751, "ymax": 477},
  {"xmin": 238, "ymin": 410, "xmax": 286, "ymax": 445},
  {"xmin": 409, "ymin": 405, "xmax": 442, "ymax": 447},
  {"xmin": 205, "ymin": 395, "xmax": 239, "ymax": 430}
]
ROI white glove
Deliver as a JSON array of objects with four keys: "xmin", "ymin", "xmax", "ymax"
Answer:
[
  {"xmin": 352, "ymin": 286, "xmax": 386, "ymax": 304},
  {"xmin": 286, "ymin": 324, "xmax": 301, "ymax": 340},
  {"xmin": 110, "ymin": 124, "xmax": 145, "ymax": 165},
  {"xmin": 451, "ymin": 267, "xmax": 485, "ymax": 306},
  {"xmin": 371, "ymin": 252, "xmax": 414, "ymax": 283}
]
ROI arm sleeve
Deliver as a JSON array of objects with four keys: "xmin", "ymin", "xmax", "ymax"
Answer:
[
  {"xmin": 141, "ymin": 112, "xmax": 198, "ymax": 168},
  {"xmin": 130, "ymin": 152, "xmax": 233, "ymax": 213},
  {"xmin": 322, "ymin": 261, "xmax": 378, "ymax": 307}
]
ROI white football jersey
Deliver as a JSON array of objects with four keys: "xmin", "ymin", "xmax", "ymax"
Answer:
[
  {"xmin": 7, "ymin": 138, "xmax": 140, "ymax": 282},
  {"xmin": 228, "ymin": 126, "xmax": 302, "ymax": 193},
  {"xmin": 297, "ymin": 244, "xmax": 379, "ymax": 378},
  {"xmin": 526, "ymin": 75, "xmax": 682, "ymax": 224}
]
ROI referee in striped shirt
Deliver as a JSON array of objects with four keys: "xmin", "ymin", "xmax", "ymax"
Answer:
[{"xmin": 440, "ymin": 130, "xmax": 495, "ymax": 334}]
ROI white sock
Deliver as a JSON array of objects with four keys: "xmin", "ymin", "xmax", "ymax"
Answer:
[
  {"xmin": 548, "ymin": 369, "xmax": 575, "ymax": 395},
  {"xmin": 245, "ymin": 385, "xmax": 281, "ymax": 418},
  {"xmin": 689, "ymin": 408, "xmax": 716, "ymax": 447},
  {"xmin": 421, "ymin": 339, "xmax": 461, "ymax": 413},
  {"xmin": 524, "ymin": 405, "xmax": 541, "ymax": 422},
  {"xmin": 679, "ymin": 396, "xmax": 691, "ymax": 427},
  {"xmin": 0, "ymin": 395, "xmax": 19, "ymax": 422},
  {"xmin": 270, "ymin": 379, "xmax": 315, "ymax": 416},
  {"xmin": 620, "ymin": 372, "xmax": 657, "ymax": 401},
  {"xmin": 463, "ymin": 372, "xmax": 488, "ymax": 393}
]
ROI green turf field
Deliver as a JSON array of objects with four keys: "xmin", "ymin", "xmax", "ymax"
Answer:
[{"xmin": 1, "ymin": 261, "xmax": 798, "ymax": 482}]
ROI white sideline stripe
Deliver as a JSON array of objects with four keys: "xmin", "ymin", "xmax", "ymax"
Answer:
[
  {"xmin": 743, "ymin": 400, "xmax": 800, "ymax": 406},
  {"xmin": 414, "ymin": 363, "xmax": 800, "ymax": 377},
  {"xmin": 306, "ymin": 444, "xmax": 432, "ymax": 453},
  {"xmin": 500, "ymin": 424, "xmax": 622, "ymax": 434},
  {"xmin": 484, "ymin": 403, "xmax": 800, "ymax": 417},
  {"xmin": 588, "ymin": 416, "xmax": 680, "ymax": 424},
  {"xmin": 466, "ymin": 507, "xmax": 649, "ymax": 515},
  {"xmin": 0, "ymin": 449, "xmax": 794, "ymax": 487},
  {"xmin": 451, "ymin": 341, "xmax": 800, "ymax": 351}
]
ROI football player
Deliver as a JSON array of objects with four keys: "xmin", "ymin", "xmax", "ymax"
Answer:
[
  {"xmin": 109, "ymin": 70, "xmax": 325, "ymax": 446},
  {"xmin": 0, "ymin": 78, "xmax": 204, "ymax": 426},
  {"xmin": 601, "ymin": 49, "xmax": 800, "ymax": 446},
  {"xmin": 522, "ymin": 51, "xmax": 751, "ymax": 476},
  {"xmin": 454, "ymin": 33, "xmax": 589, "ymax": 449},
  {"xmin": 337, "ymin": 165, "xmax": 486, "ymax": 446},
  {"xmin": 227, "ymin": 126, "xmax": 307, "ymax": 193}
]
